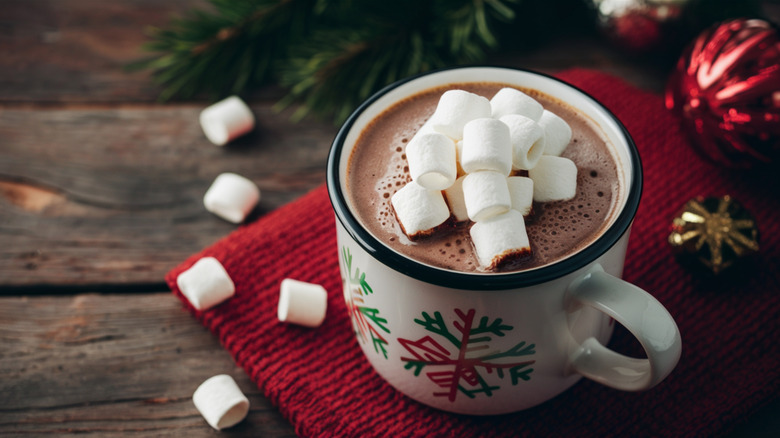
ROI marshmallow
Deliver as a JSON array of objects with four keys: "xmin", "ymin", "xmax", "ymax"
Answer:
[
  {"xmin": 391, "ymin": 181, "xmax": 451, "ymax": 239},
  {"xmin": 192, "ymin": 374, "xmax": 250, "ymax": 430},
  {"xmin": 203, "ymin": 173, "xmax": 261, "ymax": 223},
  {"xmin": 278, "ymin": 278, "xmax": 328, "ymax": 328},
  {"xmin": 406, "ymin": 133, "xmax": 457, "ymax": 190},
  {"xmin": 199, "ymin": 96, "xmax": 255, "ymax": 146},
  {"xmin": 507, "ymin": 176, "xmax": 534, "ymax": 216},
  {"xmin": 490, "ymin": 87, "xmax": 544, "ymax": 121},
  {"xmin": 528, "ymin": 155, "xmax": 578, "ymax": 202},
  {"xmin": 176, "ymin": 257, "xmax": 235, "ymax": 311},
  {"xmin": 460, "ymin": 118, "xmax": 513, "ymax": 176},
  {"xmin": 430, "ymin": 90, "xmax": 492, "ymax": 140},
  {"xmin": 409, "ymin": 118, "xmax": 437, "ymax": 146},
  {"xmin": 442, "ymin": 176, "xmax": 469, "ymax": 222},
  {"xmin": 500, "ymin": 114, "xmax": 546, "ymax": 170},
  {"xmin": 538, "ymin": 110, "xmax": 573, "ymax": 156},
  {"xmin": 462, "ymin": 171, "xmax": 511, "ymax": 222},
  {"xmin": 454, "ymin": 140, "xmax": 465, "ymax": 176},
  {"xmin": 470, "ymin": 209, "xmax": 531, "ymax": 270}
]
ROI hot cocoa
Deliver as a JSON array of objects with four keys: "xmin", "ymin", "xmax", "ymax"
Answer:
[{"xmin": 346, "ymin": 82, "xmax": 622, "ymax": 273}]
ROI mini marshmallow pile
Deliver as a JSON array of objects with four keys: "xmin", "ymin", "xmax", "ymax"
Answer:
[{"xmin": 391, "ymin": 87, "xmax": 577, "ymax": 270}]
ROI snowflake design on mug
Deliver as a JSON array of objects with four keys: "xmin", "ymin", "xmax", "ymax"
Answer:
[
  {"xmin": 398, "ymin": 308, "xmax": 535, "ymax": 402},
  {"xmin": 341, "ymin": 246, "xmax": 390, "ymax": 359}
]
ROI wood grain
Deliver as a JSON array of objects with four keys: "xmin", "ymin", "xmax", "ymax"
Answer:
[
  {"xmin": 0, "ymin": 104, "xmax": 336, "ymax": 288},
  {"xmin": 0, "ymin": 292, "xmax": 296, "ymax": 437},
  {"xmin": 0, "ymin": 0, "xmax": 204, "ymax": 103}
]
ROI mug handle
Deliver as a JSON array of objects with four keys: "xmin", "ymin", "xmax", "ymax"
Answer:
[{"xmin": 565, "ymin": 265, "xmax": 682, "ymax": 391}]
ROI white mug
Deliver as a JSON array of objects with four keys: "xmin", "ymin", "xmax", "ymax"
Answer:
[{"xmin": 326, "ymin": 67, "xmax": 681, "ymax": 415}]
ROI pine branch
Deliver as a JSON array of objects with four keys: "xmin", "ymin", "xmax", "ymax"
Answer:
[
  {"xmin": 275, "ymin": 19, "xmax": 443, "ymax": 122},
  {"xmin": 130, "ymin": 0, "xmax": 317, "ymax": 100},
  {"xmin": 134, "ymin": 0, "xmax": 519, "ymax": 121},
  {"xmin": 277, "ymin": 0, "xmax": 519, "ymax": 123},
  {"xmin": 436, "ymin": 0, "xmax": 516, "ymax": 58}
]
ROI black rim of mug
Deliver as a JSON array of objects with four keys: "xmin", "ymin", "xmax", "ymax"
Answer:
[{"xmin": 326, "ymin": 66, "xmax": 643, "ymax": 290}]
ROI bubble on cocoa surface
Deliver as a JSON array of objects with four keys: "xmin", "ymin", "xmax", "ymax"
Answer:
[{"xmin": 373, "ymin": 134, "xmax": 418, "ymax": 235}]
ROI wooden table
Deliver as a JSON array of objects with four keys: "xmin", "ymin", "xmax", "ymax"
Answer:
[{"xmin": 1, "ymin": 1, "xmax": 775, "ymax": 436}]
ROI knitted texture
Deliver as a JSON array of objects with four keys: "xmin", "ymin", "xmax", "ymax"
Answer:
[{"xmin": 166, "ymin": 69, "xmax": 779, "ymax": 437}]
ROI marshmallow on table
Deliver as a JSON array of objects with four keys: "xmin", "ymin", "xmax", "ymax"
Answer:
[
  {"xmin": 508, "ymin": 176, "xmax": 534, "ymax": 216},
  {"xmin": 176, "ymin": 257, "xmax": 235, "ymax": 311},
  {"xmin": 192, "ymin": 374, "xmax": 250, "ymax": 430},
  {"xmin": 462, "ymin": 171, "xmax": 511, "ymax": 222},
  {"xmin": 429, "ymin": 90, "xmax": 492, "ymax": 140},
  {"xmin": 500, "ymin": 114, "xmax": 545, "ymax": 171},
  {"xmin": 391, "ymin": 181, "xmax": 451, "ymax": 239},
  {"xmin": 528, "ymin": 155, "xmax": 578, "ymax": 202},
  {"xmin": 278, "ymin": 278, "xmax": 328, "ymax": 328},
  {"xmin": 406, "ymin": 133, "xmax": 457, "ymax": 190},
  {"xmin": 470, "ymin": 209, "xmax": 531, "ymax": 270},
  {"xmin": 538, "ymin": 110, "xmax": 573, "ymax": 156},
  {"xmin": 490, "ymin": 87, "xmax": 544, "ymax": 121},
  {"xmin": 443, "ymin": 176, "xmax": 469, "ymax": 222},
  {"xmin": 460, "ymin": 118, "xmax": 513, "ymax": 176},
  {"xmin": 203, "ymin": 172, "xmax": 261, "ymax": 223},
  {"xmin": 199, "ymin": 96, "xmax": 255, "ymax": 146}
]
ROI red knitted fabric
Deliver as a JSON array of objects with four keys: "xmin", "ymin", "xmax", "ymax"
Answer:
[{"xmin": 166, "ymin": 69, "xmax": 779, "ymax": 437}]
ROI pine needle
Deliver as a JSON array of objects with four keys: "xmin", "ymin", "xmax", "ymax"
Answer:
[{"xmin": 133, "ymin": 0, "xmax": 519, "ymax": 122}]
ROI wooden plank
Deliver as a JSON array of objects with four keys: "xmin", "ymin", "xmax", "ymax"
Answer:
[
  {"xmin": 0, "ymin": 104, "xmax": 336, "ymax": 288},
  {"xmin": 0, "ymin": 0, "xmax": 212, "ymax": 103},
  {"xmin": 0, "ymin": 292, "xmax": 296, "ymax": 437}
]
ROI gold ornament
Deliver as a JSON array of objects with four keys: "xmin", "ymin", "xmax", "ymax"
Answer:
[{"xmin": 669, "ymin": 196, "xmax": 759, "ymax": 274}]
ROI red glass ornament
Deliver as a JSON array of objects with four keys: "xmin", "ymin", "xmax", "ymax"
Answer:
[{"xmin": 665, "ymin": 18, "xmax": 780, "ymax": 168}]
